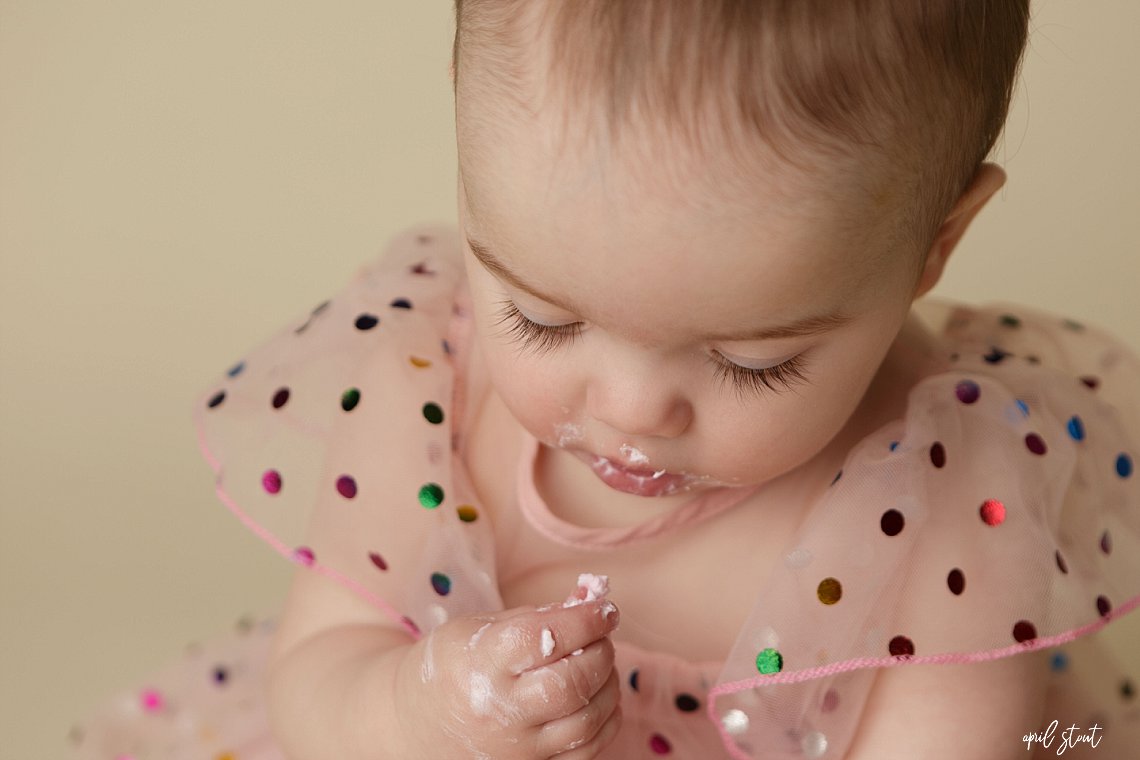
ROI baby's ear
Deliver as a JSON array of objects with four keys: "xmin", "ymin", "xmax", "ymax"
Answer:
[{"xmin": 912, "ymin": 162, "xmax": 1007, "ymax": 300}]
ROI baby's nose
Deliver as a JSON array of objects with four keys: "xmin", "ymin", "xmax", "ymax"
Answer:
[{"xmin": 585, "ymin": 371, "xmax": 691, "ymax": 439}]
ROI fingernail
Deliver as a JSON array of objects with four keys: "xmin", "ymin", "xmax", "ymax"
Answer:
[{"xmin": 600, "ymin": 601, "xmax": 619, "ymax": 628}]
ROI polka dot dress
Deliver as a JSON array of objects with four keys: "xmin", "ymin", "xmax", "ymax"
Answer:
[{"xmin": 67, "ymin": 226, "xmax": 1140, "ymax": 758}]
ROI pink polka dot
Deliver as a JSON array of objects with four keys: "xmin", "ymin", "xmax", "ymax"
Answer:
[
  {"xmin": 292, "ymin": 546, "xmax": 315, "ymax": 566},
  {"xmin": 649, "ymin": 733, "xmax": 672, "ymax": 754},
  {"xmin": 262, "ymin": 469, "xmax": 282, "ymax": 494},
  {"xmin": 821, "ymin": 688, "xmax": 840, "ymax": 713},
  {"xmin": 139, "ymin": 688, "xmax": 164, "ymax": 712}
]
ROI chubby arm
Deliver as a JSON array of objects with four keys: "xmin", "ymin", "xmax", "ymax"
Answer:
[
  {"xmin": 844, "ymin": 648, "xmax": 1051, "ymax": 759},
  {"xmin": 265, "ymin": 563, "xmax": 417, "ymax": 760}
]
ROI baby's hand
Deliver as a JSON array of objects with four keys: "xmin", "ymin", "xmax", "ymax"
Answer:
[{"xmin": 395, "ymin": 599, "xmax": 622, "ymax": 759}]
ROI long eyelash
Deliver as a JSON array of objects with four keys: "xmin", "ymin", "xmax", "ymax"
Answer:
[
  {"xmin": 493, "ymin": 297, "xmax": 810, "ymax": 399},
  {"xmin": 493, "ymin": 299, "xmax": 583, "ymax": 356},
  {"xmin": 708, "ymin": 352, "xmax": 810, "ymax": 400}
]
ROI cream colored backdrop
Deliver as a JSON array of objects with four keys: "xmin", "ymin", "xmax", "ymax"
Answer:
[{"xmin": 2, "ymin": 1, "xmax": 1137, "ymax": 755}]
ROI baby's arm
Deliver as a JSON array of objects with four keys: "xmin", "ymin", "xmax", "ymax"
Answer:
[
  {"xmin": 843, "ymin": 647, "xmax": 1050, "ymax": 758},
  {"xmin": 265, "ymin": 560, "xmax": 418, "ymax": 760}
]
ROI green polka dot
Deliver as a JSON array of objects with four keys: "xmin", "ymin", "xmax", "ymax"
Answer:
[
  {"xmin": 422, "ymin": 402, "xmax": 444, "ymax": 424},
  {"xmin": 419, "ymin": 482, "xmax": 444, "ymax": 508},
  {"xmin": 756, "ymin": 648, "xmax": 783, "ymax": 674},
  {"xmin": 341, "ymin": 388, "xmax": 361, "ymax": 411}
]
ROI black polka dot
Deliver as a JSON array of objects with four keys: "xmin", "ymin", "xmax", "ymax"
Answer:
[
  {"xmin": 881, "ymin": 509, "xmax": 905, "ymax": 536},
  {"xmin": 889, "ymin": 636, "xmax": 914, "ymax": 656},
  {"xmin": 1000, "ymin": 314, "xmax": 1022, "ymax": 328},
  {"xmin": 930, "ymin": 442, "xmax": 946, "ymax": 468},
  {"xmin": 1055, "ymin": 550, "xmax": 1069, "ymax": 574},
  {"xmin": 1012, "ymin": 620, "xmax": 1037, "ymax": 643},
  {"xmin": 675, "ymin": 693, "xmax": 699, "ymax": 712},
  {"xmin": 390, "ymin": 298, "xmax": 413, "ymax": 309},
  {"xmin": 1122, "ymin": 679, "xmax": 1135, "ymax": 701},
  {"xmin": 355, "ymin": 314, "xmax": 379, "ymax": 330},
  {"xmin": 984, "ymin": 347, "xmax": 1011, "ymax": 364},
  {"xmin": 947, "ymin": 568, "xmax": 965, "ymax": 595},
  {"xmin": 208, "ymin": 391, "xmax": 226, "ymax": 409},
  {"xmin": 629, "ymin": 668, "xmax": 640, "ymax": 692},
  {"xmin": 830, "ymin": 469, "xmax": 842, "ymax": 486},
  {"xmin": 1097, "ymin": 595, "xmax": 1112, "ymax": 617},
  {"xmin": 272, "ymin": 387, "xmax": 290, "ymax": 409},
  {"xmin": 213, "ymin": 666, "xmax": 229, "ymax": 684}
]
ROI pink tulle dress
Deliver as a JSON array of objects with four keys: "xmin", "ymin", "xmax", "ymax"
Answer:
[{"xmin": 68, "ymin": 224, "xmax": 1139, "ymax": 758}]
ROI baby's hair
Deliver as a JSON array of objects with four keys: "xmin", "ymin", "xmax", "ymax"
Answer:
[{"xmin": 452, "ymin": 0, "xmax": 1030, "ymax": 281}]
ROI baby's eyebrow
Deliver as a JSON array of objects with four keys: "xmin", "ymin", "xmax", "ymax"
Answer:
[{"xmin": 466, "ymin": 235, "xmax": 853, "ymax": 341}]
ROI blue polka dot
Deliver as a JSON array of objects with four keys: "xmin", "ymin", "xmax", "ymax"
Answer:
[
  {"xmin": 889, "ymin": 441, "xmax": 899, "ymax": 452},
  {"xmin": 1117, "ymin": 453, "xmax": 1133, "ymax": 479},
  {"xmin": 1051, "ymin": 652, "xmax": 1069, "ymax": 672},
  {"xmin": 1015, "ymin": 399, "xmax": 1029, "ymax": 417},
  {"xmin": 1067, "ymin": 416, "xmax": 1085, "ymax": 441},
  {"xmin": 227, "ymin": 361, "xmax": 245, "ymax": 378}
]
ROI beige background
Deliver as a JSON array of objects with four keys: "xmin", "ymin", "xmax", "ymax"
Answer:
[{"xmin": 2, "ymin": 1, "xmax": 1138, "ymax": 755}]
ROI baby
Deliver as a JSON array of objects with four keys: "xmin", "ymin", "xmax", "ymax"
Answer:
[{"xmin": 69, "ymin": 1, "xmax": 1140, "ymax": 759}]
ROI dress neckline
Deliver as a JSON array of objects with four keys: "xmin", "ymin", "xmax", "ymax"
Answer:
[{"xmin": 515, "ymin": 431, "xmax": 765, "ymax": 553}]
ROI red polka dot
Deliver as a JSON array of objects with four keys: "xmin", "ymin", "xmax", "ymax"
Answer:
[
  {"xmin": 369, "ymin": 552, "xmax": 388, "ymax": 571},
  {"xmin": 1012, "ymin": 620, "xmax": 1037, "ymax": 643},
  {"xmin": 1080, "ymin": 376, "xmax": 1100, "ymax": 389},
  {"xmin": 649, "ymin": 733, "xmax": 672, "ymax": 754},
  {"xmin": 1100, "ymin": 530, "xmax": 1112, "ymax": 555},
  {"xmin": 1025, "ymin": 433, "xmax": 1047, "ymax": 455},
  {"xmin": 979, "ymin": 499, "xmax": 1005, "ymax": 526},
  {"xmin": 336, "ymin": 475, "xmax": 358, "ymax": 499}
]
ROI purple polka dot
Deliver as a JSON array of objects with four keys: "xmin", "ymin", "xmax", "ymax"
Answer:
[
  {"xmin": 930, "ymin": 442, "xmax": 946, "ymax": 468},
  {"xmin": 1025, "ymin": 433, "xmax": 1047, "ymax": 455},
  {"xmin": 336, "ymin": 475, "xmax": 357, "ymax": 499},
  {"xmin": 649, "ymin": 733, "xmax": 672, "ymax": 754},
  {"xmin": 955, "ymin": 379, "xmax": 980, "ymax": 404},
  {"xmin": 262, "ymin": 469, "xmax": 282, "ymax": 494}
]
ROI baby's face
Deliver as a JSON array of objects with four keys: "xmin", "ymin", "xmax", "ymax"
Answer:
[{"xmin": 456, "ymin": 91, "xmax": 922, "ymax": 498}]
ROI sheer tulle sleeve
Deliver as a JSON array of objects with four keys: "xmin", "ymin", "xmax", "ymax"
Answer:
[
  {"xmin": 192, "ymin": 224, "xmax": 502, "ymax": 641},
  {"xmin": 709, "ymin": 301, "xmax": 1139, "ymax": 758}
]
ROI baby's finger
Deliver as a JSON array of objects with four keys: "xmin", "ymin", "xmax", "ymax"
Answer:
[
  {"xmin": 500, "ymin": 600, "xmax": 619, "ymax": 675},
  {"xmin": 513, "ymin": 634, "xmax": 616, "ymax": 722},
  {"xmin": 531, "ymin": 668, "xmax": 622, "ymax": 757}
]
